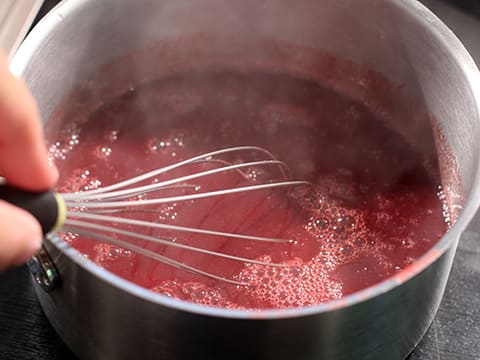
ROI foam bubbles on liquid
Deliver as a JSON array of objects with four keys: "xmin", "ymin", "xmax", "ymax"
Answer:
[
  {"xmin": 147, "ymin": 138, "xmax": 170, "ymax": 153},
  {"xmin": 95, "ymin": 145, "xmax": 113, "ymax": 159},
  {"xmin": 437, "ymin": 185, "xmax": 453, "ymax": 228},
  {"xmin": 48, "ymin": 131, "xmax": 80, "ymax": 162},
  {"xmin": 238, "ymin": 256, "xmax": 342, "ymax": 308},
  {"xmin": 151, "ymin": 281, "xmax": 237, "ymax": 309},
  {"xmin": 150, "ymin": 255, "xmax": 343, "ymax": 309},
  {"xmin": 62, "ymin": 168, "xmax": 101, "ymax": 193},
  {"xmin": 93, "ymin": 243, "xmax": 135, "ymax": 263},
  {"xmin": 173, "ymin": 133, "xmax": 185, "ymax": 148},
  {"xmin": 296, "ymin": 173, "xmax": 423, "ymax": 287},
  {"xmin": 107, "ymin": 130, "xmax": 120, "ymax": 142},
  {"xmin": 156, "ymin": 204, "xmax": 179, "ymax": 222},
  {"xmin": 146, "ymin": 132, "xmax": 188, "ymax": 156}
]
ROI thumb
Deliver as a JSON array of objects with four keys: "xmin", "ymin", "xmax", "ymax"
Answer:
[{"xmin": 0, "ymin": 200, "xmax": 42, "ymax": 269}]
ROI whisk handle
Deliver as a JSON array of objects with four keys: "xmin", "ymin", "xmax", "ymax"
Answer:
[{"xmin": 0, "ymin": 184, "xmax": 66, "ymax": 235}]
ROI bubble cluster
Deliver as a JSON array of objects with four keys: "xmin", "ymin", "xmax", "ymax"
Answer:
[
  {"xmin": 147, "ymin": 138, "xmax": 170, "ymax": 153},
  {"xmin": 48, "ymin": 131, "xmax": 80, "ymax": 162},
  {"xmin": 151, "ymin": 281, "xmax": 238, "ymax": 309},
  {"xmin": 437, "ymin": 185, "xmax": 453, "ymax": 228},
  {"xmin": 63, "ymin": 168, "xmax": 101, "ymax": 193},
  {"xmin": 314, "ymin": 218, "xmax": 329, "ymax": 230},
  {"xmin": 146, "ymin": 132, "xmax": 187, "ymax": 156},
  {"xmin": 151, "ymin": 259, "xmax": 343, "ymax": 309},
  {"xmin": 95, "ymin": 145, "xmax": 113, "ymax": 159},
  {"xmin": 295, "ymin": 172, "xmax": 441, "ymax": 289},
  {"xmin": 93, "ymin": 243, "xmax": 135, "ymax": 263},
  {"xmin": 157, "ymin": 204, "xmax": 179, "ymax": 221},
  {"xmin": 237, "ymin": 257, "xmax": 342, "ymax": 308},
  {"xmin": 62, "ymin": 231, "xmax": 79, "ymax": 242},
  {"xmin": 173, "ymin": 133, "xmax": 185, "ymax": 148},
  {"xmin": 243, "ymin": 165, "xmax": 270, "ymax": 182}
]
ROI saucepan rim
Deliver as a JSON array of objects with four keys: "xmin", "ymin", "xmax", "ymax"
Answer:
[{"xmin": 11, "ymin": 0, "xmax": 480, "ymax": 319}]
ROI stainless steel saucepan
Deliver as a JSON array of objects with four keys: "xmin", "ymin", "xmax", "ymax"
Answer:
[{"xmin": 10, "ymin": 0, "xmax": 480, "ymax": 359}]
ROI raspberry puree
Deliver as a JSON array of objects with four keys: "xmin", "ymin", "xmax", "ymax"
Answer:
[{"xmin": 48, "ymin": 65, "xmax": 454, "ymax": 310}]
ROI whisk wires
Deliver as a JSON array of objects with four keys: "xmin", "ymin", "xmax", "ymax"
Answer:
[{"xmin": 61, "ymin": 146, "xmax": 310, "ymax": 285}]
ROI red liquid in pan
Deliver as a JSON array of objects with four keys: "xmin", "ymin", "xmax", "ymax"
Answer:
[{"xmin": 50, "ymin": 71, "xmax": 451, "ymax": 309}]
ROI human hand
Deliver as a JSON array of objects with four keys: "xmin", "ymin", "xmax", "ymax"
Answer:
[{"xmin": 0, "ymin": 52, "xmax": 58, "ymax": 269}]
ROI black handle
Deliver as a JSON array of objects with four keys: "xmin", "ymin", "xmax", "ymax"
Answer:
[{"xmin": 0, "ymin": 184, "xmax": 60, "ymax": 234}]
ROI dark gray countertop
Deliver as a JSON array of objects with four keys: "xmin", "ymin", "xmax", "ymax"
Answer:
[{"xmin": 0, "ymin": 1, "xmax": 479, "ymax": 359}]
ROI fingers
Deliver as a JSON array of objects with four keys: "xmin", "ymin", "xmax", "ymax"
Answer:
[
  {"xmin": 0, "ymin": 200, "xmax": 42, "ymax": 270},
  {"xmin": 0, "ymin": 53, "xmax": 58, "ymax": 191},
  {"xmin": 0, "ymin": 52, "xmax": 55, "ymax": 269}
]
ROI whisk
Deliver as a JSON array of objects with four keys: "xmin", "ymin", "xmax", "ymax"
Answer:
[{"xmin": 0, "ymin": 146, "xmax": 309, "ymax": 285}]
